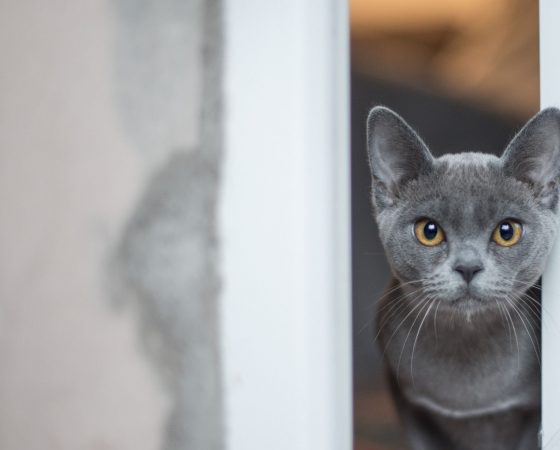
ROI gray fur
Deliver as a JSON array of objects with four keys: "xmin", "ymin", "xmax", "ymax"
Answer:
[{"xmin": 367, "ymin": 106, "xmax": 560, "ymax": 449}]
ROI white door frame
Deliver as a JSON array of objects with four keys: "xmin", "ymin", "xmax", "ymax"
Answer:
[
  {"xmin": 219, "ymin": 1, "xmax": 352, "ymax": 449},
  {"xmin": 540, "ymin": 0, "xmax": 560, "ymax": 446}
]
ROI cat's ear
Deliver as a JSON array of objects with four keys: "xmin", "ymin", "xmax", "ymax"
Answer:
[
  {"xmin": 367, "ymin": 106, "xmax": 433, "ymax": 210},
  {"xmin": 501, "ymin": 107, "xmax": 560, "ymax": 210}
]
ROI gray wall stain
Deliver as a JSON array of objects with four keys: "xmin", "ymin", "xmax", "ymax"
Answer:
[
  {"xmin": 111, "ymin": 0, "xmax": 224, "ymax": 448},
  {"xmin": 115, "ymin": 153, "xmax": 223, "ymax": 450}
]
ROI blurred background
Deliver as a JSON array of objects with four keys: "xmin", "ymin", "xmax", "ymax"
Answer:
[
  {"xmin": 349, "ymin": 0, "xmax": 539, "ymax": 448},
  {"xmin": 0, "ymin": 1, "xmax": 223, "ymax": 449}
]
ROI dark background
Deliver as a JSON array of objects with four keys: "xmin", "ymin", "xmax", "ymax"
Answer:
[{"xmin": 349, "ymin": 2, "xmax": 539, "ymax": 448}]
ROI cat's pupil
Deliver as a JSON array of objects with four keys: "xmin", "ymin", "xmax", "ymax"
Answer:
[
  {"xmin": 424, "ymin": 222, "xmax": 438, "ymax": 240},
  {"xmin": 500, "ymin": 222, "xmax": 514, "ymax": 241}
]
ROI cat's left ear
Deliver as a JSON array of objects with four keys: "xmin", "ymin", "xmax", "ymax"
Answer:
[
  {"xmin": 367, "ymin": 107, "xmax": 433, "ymax": 211},
  {"xmin": 502, "ymin": 107, "xmax": 560, "ymax": 210}
]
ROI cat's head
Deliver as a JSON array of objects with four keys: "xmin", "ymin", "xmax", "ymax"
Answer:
[{"xmin": 367, "ymin": 106, "xmax": 560, "ymax": 310}]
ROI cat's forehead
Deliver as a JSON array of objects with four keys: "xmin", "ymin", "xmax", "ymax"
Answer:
[
  {"xmin": 431, "ymin": 152, "xmax": 505, "ymax": 194},
  {"xmin": 436, "ymin": 152, "xmax": 500, "ymax": 169},
  {"xmin": 430, "ymin": 152, "xmax": 511, "ymax": 195},
  {"xmin": 400, "ymin": 152, "xmax": 536, "ymax": 225}
]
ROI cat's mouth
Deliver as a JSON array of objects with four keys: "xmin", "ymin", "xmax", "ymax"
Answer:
[
  {"xmin": 448, "ymin": 286, "xmax": 490, "ymax": 307},
  {"xmin": 422, "ymin": 284, "xmax": 508, "ymax": 310},
  {"xmin": 450, "ymin": 294, "xmax": 484, "ymax": 304},
  {"xmin": 443, "ymin": 293, "xmax": 498, "ymax": 316}
]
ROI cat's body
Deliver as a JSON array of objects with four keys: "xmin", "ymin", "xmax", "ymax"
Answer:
[
  {"xmin": 367, "ymin": 107, "xmax": 560, "ymax": 449},
  {"xmin": 380, "ymin": 279, "xmax": 541, "ymax": 450}
]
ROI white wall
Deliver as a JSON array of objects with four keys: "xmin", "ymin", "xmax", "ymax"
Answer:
[
  {"xmin": 0, "ymin": 1, "xmax": 352, "ymax": 448},
  {"xmin": 220, "ymin": 1, "xmax": 352, "ymax": 449},
  {"xmin": 540, "ymin": 0, "xmax": 560, "ymax": 446},
  {"xmin": 0, "ymin": 0, "xmax": 207, "ymax": 448}
]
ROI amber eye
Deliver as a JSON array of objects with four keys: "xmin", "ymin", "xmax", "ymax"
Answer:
[
  {"xmin": 414, "ymin": 219, "xmax": 445, "ymax": 246},
  {"xmin": 492, "ymin": 220, "xmax": 523, "ymax": 247}
]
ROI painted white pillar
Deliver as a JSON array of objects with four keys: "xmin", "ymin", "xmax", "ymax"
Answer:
[
  {"xmin": 540, "ymin": 0, "xmax": 560, "ymax": 446},
  {"xmin": 219, "ymin": 1, "xmax": 351, "ymax": 449}
]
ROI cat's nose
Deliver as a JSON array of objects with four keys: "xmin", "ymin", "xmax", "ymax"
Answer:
[{"xmin": 454, "ymin": 264, "xmax": 483, "ymax": 284}]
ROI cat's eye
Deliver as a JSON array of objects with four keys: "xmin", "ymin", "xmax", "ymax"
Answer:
[
  {"xmin": 414, "ymin": 219, "xmax": 445, "ymax": 246},
  {"xmin": 492, "ymin": 220, "xmax": 523, "ymax": 247}
]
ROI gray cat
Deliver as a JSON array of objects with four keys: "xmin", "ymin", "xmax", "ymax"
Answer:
[{"xmin": 366, "ymin": 106, "xmax": 560, "ymax": 449}]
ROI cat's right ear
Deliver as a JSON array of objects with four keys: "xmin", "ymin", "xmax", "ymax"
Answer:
[
  {"xmin": 501, "ymin": 107, "xmax": 560, "ymax": 210},
  {"xmin": 367, "ymin": 106, "xmax": 433, "ymax": 210}
]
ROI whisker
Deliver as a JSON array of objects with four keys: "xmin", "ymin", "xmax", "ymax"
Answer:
[
  {"xmin": 376, "ymin": 279, "xmax": 428, "ymax": 311},
  {"xmin": 396, "ymin": 297, "xmax": 431, "ymax": 382},
  {"xmin": 512, "ymin": 292, "xmax": 541, "ymax": 326},
  {"xmin": 504, "ymin": 296, "xmax": 541, "ymax": 367},
  {"xmin": 373, "ymin": 287, "xmax": 425, "ymax": 343},
  {"xmin": 510, "ymin": 279, "xmax": 542, "ymax": 291},
  {"xmin": 382, "ymin": 296, "xmax": 430, "ymax": 361},
  {"xmin": 518, "ymin": 292, "xmax": 560, "ymax": 334},
  {"xmin": 359, "ymin": 281, "xmax": 427, "ymax": 338},
  {"xmin": 411, "ymin": 298, "xmax": 436, "ymax": 387},
  {"xmin": 501, "ymin": 301, "xmax": 520, "ymax": 369},
  {"xmin": 433, "ymin": 299, "xmax": 442, "ymax": 344},
  {"xmin": 495, "ymin": 300, "xmax": 513, "ymax": 350}
]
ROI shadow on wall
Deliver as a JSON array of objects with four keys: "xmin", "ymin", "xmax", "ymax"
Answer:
[
  {"xmin": 351, "ymin": 72, "xmax": 528, "ymax": 388},
  {"xmin": 112, "ymin": 152, "xmax": 223, "ymax": 450},
  {"xmin": 109, "ymin": 0, "xmax": 224, "ymax": 448}
]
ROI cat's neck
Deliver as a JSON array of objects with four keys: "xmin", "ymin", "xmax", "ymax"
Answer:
[{"xmin": 377, "ymin": 277, "xmax": 541, "ymax": 412}]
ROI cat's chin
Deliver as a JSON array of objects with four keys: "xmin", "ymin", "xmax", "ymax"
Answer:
[
  {"xmin": 446, "ymin": 293, "xmax": 496, "ymax": 313},
  {"xmin": 445, "ymin": 285, "xmax": 495, "ymax": 308}
]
